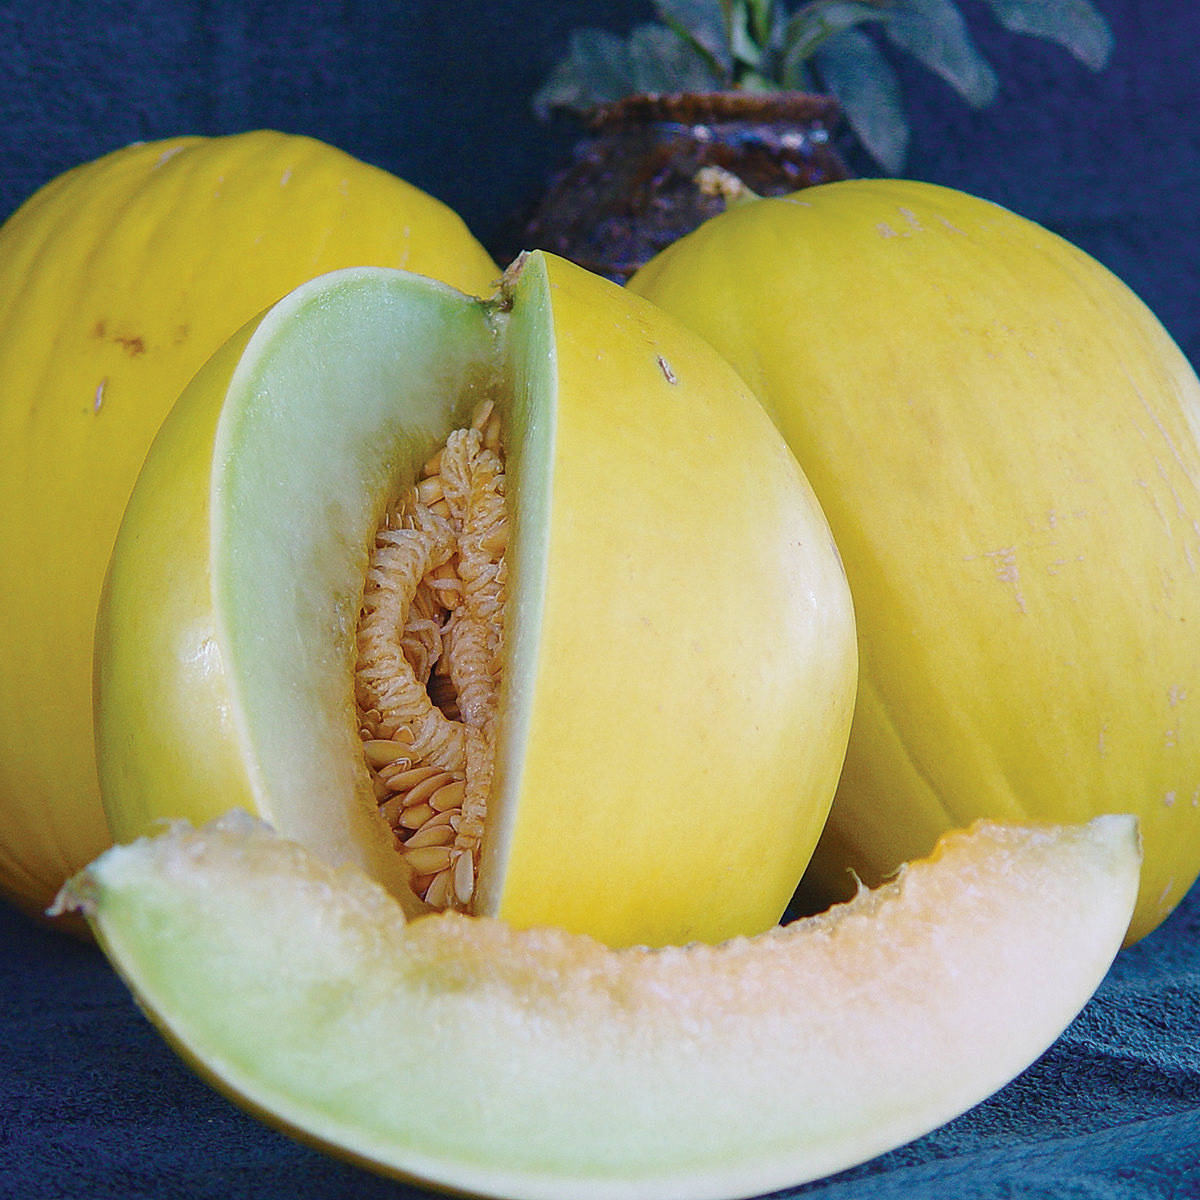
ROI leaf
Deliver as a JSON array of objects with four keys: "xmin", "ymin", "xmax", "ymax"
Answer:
[
  {"xmin": 783, "ymin": 0, "xmax": 891, "ymax": 76},
  {"xmin": 744, "ymin": 0, "xmax": 778, "ymax": 48},
  {"xmin": 983, "ymin": 0, "xmax": 1113, "ymax": 70},
  {"xmin": 627, "ymin": 23, "xmax": 725, "ymax": 94},
  {"xmin": 654, "ymin": 0, "xmax": 734, "ymax": 75},
  {"xmin": 815, "ymin": 25, "xmax": 911, "ymax": 173},
  {"xmin": 531, "ymin": 28, "xmax": 635, "ymax": 119},
  {"xmin": 565, "ymin": 27, "xmax": 638, "ymax": 102},
  {"xmin": 884, "ymin": 0, "xmax": 998, "ymax": 108},
  {"xmin": 531, "ymin": 58, "xmax": 588, "ymax": 121},
  {"xmin": 729, "ymin": 2, "xmax": 767, "ymax": 76}
]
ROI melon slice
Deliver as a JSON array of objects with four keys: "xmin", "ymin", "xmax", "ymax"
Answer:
[{"xmin": 56, "ymin": 812, "xmax": 1139, "ymax": 1200}]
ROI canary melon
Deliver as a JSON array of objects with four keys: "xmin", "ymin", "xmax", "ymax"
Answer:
[
  {"xmin": 94, "ymin": 252, "xmax": 856, "ymax": 947},
  {"xmin": 55, "ymin": 811, "xmax": 1139, "ymax": 1199},
  {"xmin": 631, "ymin": 178, "xmax": 1200, "ymax": 942},
  {"xmin": 0, "ymin": 131, "xmax": 498, "ymax": 920}
]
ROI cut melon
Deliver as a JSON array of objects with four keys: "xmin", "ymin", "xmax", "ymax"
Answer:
[
  {"xmin": 94, "ymin": 253, "xmax": 857, "ymax": 948},
  {"xmin": 56, "ymin": 812, "xmax": 1139, "ymax": 1200}
]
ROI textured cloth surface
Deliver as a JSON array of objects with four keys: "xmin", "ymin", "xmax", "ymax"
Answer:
[{"xmin": 2, "ymin": 1, "xmax": 1200, "ymax": 1197}]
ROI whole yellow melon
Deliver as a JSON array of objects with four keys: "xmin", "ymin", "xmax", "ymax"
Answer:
[
  {"xmin": 0, "ymin": 131, "xmax": 498, "ymax": 920},
  {"xmin": 632, "ymin": 178, "xmax": 1200, "ymax": 943}
]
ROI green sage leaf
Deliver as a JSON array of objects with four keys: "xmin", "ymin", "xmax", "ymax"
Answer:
[
  {"xmin": 816, "ymin": 25, "xmax": 911, "ymax": 172},
  {"xmin": 984, "ymin": 0, "xmax": 1113, "ymax": 70},
  {"xmin": 567, "ymin": 27, "xmax": 637, "ymax": 101},
  {"xmin": 628, "ymin": 23, "xmax": 725, "ymax": 93},
  {"xmin": 784, "ymin": 0, "xmax": 892, "ymax": 77},
  {"xmin": 885, "ymin": 0, "xmax": 998, "ymax": 107},
  {"xmin": 531, "ymin": 58, "xmax": 587, "ymax": 120},
  {"xmin": 531, "ymin": 28, "xmax": 635, "ymax": 118},
  {"xmin": 654, "ymin": 0, "xmax": 734, "ymax": 75}
]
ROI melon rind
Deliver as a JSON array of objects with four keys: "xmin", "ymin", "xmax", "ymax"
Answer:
[{"xmin": 58, "ymin": 813, "xmax": 1139, "ymax": 1200}]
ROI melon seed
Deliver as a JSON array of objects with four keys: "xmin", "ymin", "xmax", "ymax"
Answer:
[{"xmin": 355, "ymin": 402, "xmax": 506, "ymax": 914}]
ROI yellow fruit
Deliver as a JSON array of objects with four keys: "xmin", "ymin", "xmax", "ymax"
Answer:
[
  {"xmin": 631, "ymin": 178, "xmax": 1200, "ymax": 942},
  {"xmin": 0, "ymin": 131, "xmax": 498, "ymax": 919},
  {"xmin": 55, "ymin": 811, "xmax": 1139, "ymax": 1197},
  {"xmin": 94, "ymin": 253, "xmax": 857, "ymax": 947}
]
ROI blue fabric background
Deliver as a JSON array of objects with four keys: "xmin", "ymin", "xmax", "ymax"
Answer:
[{"xmin": 2, "ymin": 1, "xmax": 1198, "ymax": 1197}]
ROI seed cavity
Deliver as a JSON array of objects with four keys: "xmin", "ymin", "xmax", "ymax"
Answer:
[{"xmin": 355, "ymin": 401, "xmax": 506, "ymax": 913}]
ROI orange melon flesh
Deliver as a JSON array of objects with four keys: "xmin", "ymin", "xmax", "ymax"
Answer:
[{"xmin": 55, "ymin": 813, "xmax": 1139, "ymax": 1200}]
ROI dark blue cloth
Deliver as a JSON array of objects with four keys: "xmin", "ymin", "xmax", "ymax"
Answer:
[
  {"xmin": 0, "ymin": 0, "xmax": 1197, "ymax": 368},
  {"xmin": 2, "ymin": 1, "xmax": 1199, "ymax": 1196}
]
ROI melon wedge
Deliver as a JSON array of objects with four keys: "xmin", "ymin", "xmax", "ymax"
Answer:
[
  {"xmin": 56, "ymin": 812, "xmax": 1139, "ymax": 1200},
  {"xmin": 94, "ymin": 253, "xmax": 856, "ymax": 948}
]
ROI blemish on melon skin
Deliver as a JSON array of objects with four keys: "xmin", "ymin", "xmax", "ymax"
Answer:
[
  {"xmin": 962, "ymin": 545, "xmax": 1027, "ymax": 612},
  {"xmin": 985, "ymin": 546, "xmax": 1027, "ymax": 613},
  {"xmin": 154, "ymin": 144, "xmax": 188, "ymax": 169},
  {"xmin": 93, "ymin": 378, "xmax": 106, "ymax": 414},
  {"xmin": 92, "ymin": 319, "xmax": 147, "ymax": 356},
  {"xmin": 880, "ymin": 208, "xmax": 948, "ymax": 238},
  {"xmin": 1045, "ymin": 554, "xmax": 1085, "ymax": 577}
]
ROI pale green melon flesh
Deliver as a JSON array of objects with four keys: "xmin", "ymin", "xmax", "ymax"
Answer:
[
  {"xmin": 98, "ymin": 267, "xmax": 554, "ymax": 913},
  {"xmin": 58, "ymin": 813, "xmax": 1139, "ymax": 1200},
  {"xmin": 209, "ymin": 268, "xmax": 545, "ymax": 903}
]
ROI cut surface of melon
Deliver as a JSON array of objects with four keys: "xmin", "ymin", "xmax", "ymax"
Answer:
[
  {"xmin": 57, "ymin": 812, "xmax": 1139, "ymax": 1200},
  {"xmin": 96, "ymin": 254, "xmax": 857, "ymax": 948}
]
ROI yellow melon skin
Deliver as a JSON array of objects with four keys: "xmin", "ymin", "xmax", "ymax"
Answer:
[
  {"xmin": 0, "ymin": 131, "xmax": 498, "ymax": 920},
  {"xmin": 631, "ymin": 178, "xmax": 1200, "ymax": 943},
  {"xmin": 94, "ymin": 254, "xmax": 857, "ymax": 948}
]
